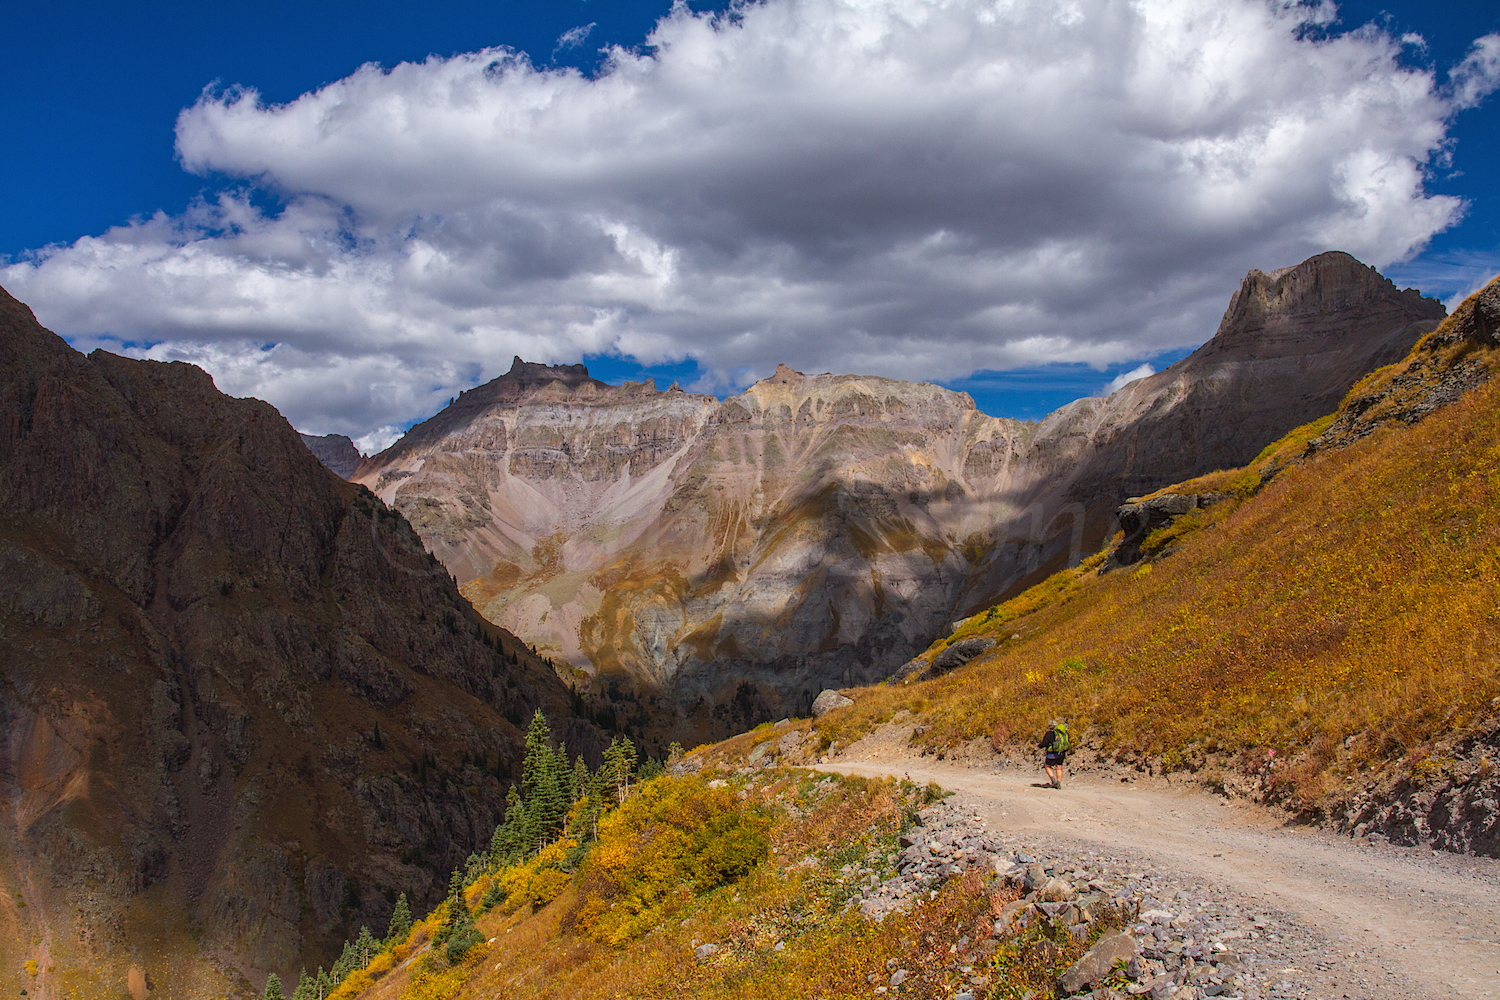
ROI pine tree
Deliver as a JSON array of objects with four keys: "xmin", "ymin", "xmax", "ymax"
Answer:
[
  {"xmin": 315, "ymin": 968, "xmax": 333, "ymax": 1000},
  {"xmin": 602, "ymin": 736, "xmax": 637, "ymax": 804},
  {"xmin": 291, "ymin": 970, "xmax": 315, "ymax": 1000},
  {"xmin": 521, "ymin": 710, "xmax": 566, "ymax": 845},
  {"xmin": 554, "ymin": 741, "xmax": 575, "ymax": 804},
  {"xmin": 386, "ymin": 892, "xmax": 412, "ymax": 946},
  {"xmin": 572, "ymin": 755, "xmax": 589, "ymax": 807},
  {"xmin": 432, "ymin": 868, "xmax": 463, "ymax": 945},
  {"xmin": 521, "ymin": 710, "xmax": 552, "ymax": 804},
  {"xmin": 262, "ymin": 974, "xmax": 285, "ymax": 1000},
  {"xmin": 490, "ymin": 785, "xmax": 526, "ymax": 866},
  {"xmin": 442, "ymin": 889, "xmax": 485, "ymax": 964},
  {"xmin": 331, "ymin": 940, "xmax": 357, "ymax": 984},
  {"xmin": 354, "ymin": 926, "xmax": 378, "ymax": 969}
]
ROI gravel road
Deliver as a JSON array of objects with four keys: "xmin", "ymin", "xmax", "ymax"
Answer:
[{"xmin": 824, "ymin": 753, "xmax": 1500, "ymax": 1000}]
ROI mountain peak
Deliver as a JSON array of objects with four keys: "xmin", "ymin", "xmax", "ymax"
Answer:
[{"xmin": 1200, "ymin": 251, "xmax": 1444, "ymax": 363}]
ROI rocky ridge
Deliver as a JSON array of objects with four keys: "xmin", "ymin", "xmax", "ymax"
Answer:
[{"xmin": 354, "ymin": 254, "xmax": 1443, "ymax": 721}]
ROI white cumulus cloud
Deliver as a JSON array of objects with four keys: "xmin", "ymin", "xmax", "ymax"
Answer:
[
  {"xmin": 1104, "ymin": 363, "xmax": 1156, "ymax": 394},
  {"xmin": 2, "ymin": 0, "xmax": 1493, "ymax": 439}
]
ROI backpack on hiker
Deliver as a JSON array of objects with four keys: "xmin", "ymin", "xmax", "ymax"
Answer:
[{"xmin": 1052, "ymin": 721, "xmax": 1071, "ymax": 754}]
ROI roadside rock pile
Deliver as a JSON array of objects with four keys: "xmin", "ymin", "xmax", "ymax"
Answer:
[
  {"xmin": 843, "ymin": 799, "xmax": 1000, "ymax": 920},
  {"xmin": 835, "ymin": 799, "xmax": 1329, "ymax": 1000},
  {"xmin": 996, "ymin": 850, "xmax": 1328, "ymax": 1000}
]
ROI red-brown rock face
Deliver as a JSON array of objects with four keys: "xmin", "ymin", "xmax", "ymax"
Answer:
[
  {"xmin": 354, "ymin": 252, "xmax": 1442, "ymax": 722},
  {"xmin": 0, "ymin": 288, "xmax": 593, "ymax": 997}
]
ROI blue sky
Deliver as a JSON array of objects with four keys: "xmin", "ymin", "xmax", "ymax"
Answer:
[{"xmin": 3, "ymin": 0, "xmax": 1498, "ymax": 444}]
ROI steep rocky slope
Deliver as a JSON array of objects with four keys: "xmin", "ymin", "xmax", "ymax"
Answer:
[
  {"xmin": 300, "ymin": 432, "xmax": 362, "ymax": 479},
  {"xmin": 0, "ymin": 288, "xmax": 597, "ymax": 999},
  {"xmin": 825, "ymin": 270, "xmax": 1500, "ymax": 854},
  {"xmin": 354, "ymin": 253, "xmax": 1441, "ymax": 726}
]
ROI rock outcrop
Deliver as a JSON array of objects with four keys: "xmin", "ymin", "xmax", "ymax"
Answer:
[
  {"xmin": 353, "ymin": 253, "xmax": 1443, "ymax": 719},
  {"xmin": 1109, "ymin": 493, "xmax": 1228, "ymax": 567},
  {"xmin": 0, "ymin": 287, "xmax": 595, "ymax": 997},
  {"xmin": 299, "ymin": 431, "xmax": 362, "ymax": 478}
]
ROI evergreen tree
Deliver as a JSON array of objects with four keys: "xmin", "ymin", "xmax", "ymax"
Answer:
[
  {"xmin": 442, "ymin": 890, "xmax": 485, "ymax": 964},
  {"xmin": 489, "ymin": 785, "xmax": 526, "ymax": 866},
  {"xmin": 354, "ymin": 926, "xmax": 378, "ymax": 969},
  {"xmin": 521, "ymin": 711, "xmax": 552, "ymax": 805},
  {"xmin": 602, "ymin": 736, "xmax": 637, "ymax": 804},
  {"xmin": 667, "ymin": 741, "xmax": 684, "ymax": 764},
  {"xmin": 330, "ymin": 940, "xmax": 357, "ymax": 984},
  {"xmin": 262, "ymin": 974, "xmax": 285, "ymax": 1000},
  {"xmin": 291, "ymin": 970, "xmax": 315, "ymax": 1000},
  {"xmin": 315, "ymin": 968, "xmax": 333, "ymax": 1000},
  {"xmin": 572, "ymin": 755, "xmax": 589, "ymax": 803},
  {"xmin": 386, "ymin": 892, "xmax": 412, "ymax": 946},
  {"xmin": 554, "ymin": 741, "xmax": 575, "ymax": 804},
  {"xmin": 433, "ymin": 868, "xmax": 463, "ymax": 945},
  {"xmin": 480, "ymin": 874, "xmax": 504, "ymax": 912},
  {"xmin": 521, "ymin": 710, "xmax": 565, "ymax": 845}
]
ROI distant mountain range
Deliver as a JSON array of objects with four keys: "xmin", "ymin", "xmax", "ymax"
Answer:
[{"xmin": 348, "ymin": 252, "xmax": 1443, "ymax": 729}]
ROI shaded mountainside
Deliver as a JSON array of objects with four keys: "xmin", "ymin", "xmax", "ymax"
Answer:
[
  {"xmin": 355, "ymin": 253, "xmax": 1442, "ymax": 728},
  {"xmin": 0, "ymin": 287, "xmax": 600, "ymax": 999}
]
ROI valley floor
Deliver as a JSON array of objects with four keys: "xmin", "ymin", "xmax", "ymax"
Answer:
[{"xmin": 824, "ymin": 734, "xmax": 1500, "ymax": 1000}]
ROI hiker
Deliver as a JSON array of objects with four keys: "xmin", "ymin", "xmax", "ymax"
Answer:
[{"xmin": 1039, "ymin": 718, "xmax": 1070, "ymax": 788}]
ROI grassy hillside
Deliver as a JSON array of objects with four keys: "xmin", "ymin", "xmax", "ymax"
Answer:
[
  {"xmin": 310, "ymin": 766, "xmax": 1123, "ymax": 1000},
  {"xmin": 817, "ymin": 277, "xmax": 1500, "ymax": 818}
]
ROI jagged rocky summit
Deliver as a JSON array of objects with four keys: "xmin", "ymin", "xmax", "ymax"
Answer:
[
  {"xmin": 299, "ymin": 431, "xmax": 362, "ymax": 478},
  {"xmin": 0, "ymin": 286, "xmax": 596, "ymax": 996},
  {"xmin": 354, "ymin": 252, "xmax": 1443, "ymax": 720}
]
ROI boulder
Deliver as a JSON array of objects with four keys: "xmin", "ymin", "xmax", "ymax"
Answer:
[
  {"xmin": 1058, "ymin": 931, "xmax": 1139, "ymax": 994},
  {"xmin": 1110, "ymin": 493, "xmax": 1227, "ymax": 567},
  {"xmin": 929, "ymin": 637, "xmax": 997, "ymax": 676},
  {"xmin": 888, "ymin": 657, "xmax": 928, "ymax": 684},
  {"xmin": 1039, "ymin": 877, "xmax": 1077, "ymax": 902},
  {"xmin": 811, "ymin": 689, "xmax": 854, "ymax": 717}
]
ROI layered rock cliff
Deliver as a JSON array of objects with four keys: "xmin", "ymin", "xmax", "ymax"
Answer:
[
  {"xmin": 299, "ymin": 432, "xmax": 362, "ymax": 479},
  {"xmin": 354, "ymin": 252, "xmax": 1443, "ymax": 726},
  {"xmin": 0, "ymin": 288, "xmax": 596, "ymax": 999}
]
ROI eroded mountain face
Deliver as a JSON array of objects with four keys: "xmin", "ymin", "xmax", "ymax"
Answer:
[
  {"xmin": 299, "ymin": 432, "xmax": 362, "ymax": 479},
  {"xmin": 355, "ymin": 252, "xmax": 1444, "ymax": 720},
  {"xmin": 0, "ymin": 289, "xmax": 594, "ymax": 998}
]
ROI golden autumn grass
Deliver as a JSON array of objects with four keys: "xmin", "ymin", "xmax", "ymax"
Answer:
[
  {"xmin": 818, "ymin": 323, "xmax": 1500, "ymax": 810},
  {"xmin": 350, "ymin": 771, "xmax": 1102, "ymax": 1000}
]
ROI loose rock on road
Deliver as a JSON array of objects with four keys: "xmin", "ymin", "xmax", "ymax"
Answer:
[{"xmin": 823, "ymin": 757, "xmax": 1500, "ymax": 1000}]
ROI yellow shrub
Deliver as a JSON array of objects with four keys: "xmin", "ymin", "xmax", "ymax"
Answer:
[
  {"xmin": 329, "ymin": 968, "xmax": 373, "ymax": 1000},
  {"xmin": 366, "ymin": 953, "xmax": 394, "ymax": 978},
  {"xmin": 576, "ymin": 774, "xmax": 771, "ymax": 945},
  {"xmin": 390, "ymin": 942, "xmax": 411, "ymax": 964},
  {"xmin": 24, "ymin": 960, "xmax": 37, "ymax": 977},
  {"xmin": 493, "ymin": 836, "xmax": 578, "ymax": 913},
  {"xmin": 399, "ymin": 955, "xmax": 471, "ymax": 1000}
]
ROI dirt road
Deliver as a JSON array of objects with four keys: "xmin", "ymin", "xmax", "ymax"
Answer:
[{"xmin": 825, "ymin": 754, "xmax": 1500, "ymax": 1000}]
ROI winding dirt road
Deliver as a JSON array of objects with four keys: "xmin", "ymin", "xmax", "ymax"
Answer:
[{"xmin": 825, "ymin": 752, "xmax": 1500, "ymax": 1000}]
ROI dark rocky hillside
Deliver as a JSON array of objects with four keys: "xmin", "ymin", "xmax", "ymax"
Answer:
[{"xmin": 0, "ymin": 287, "xmax": 598, "ymax": 998}]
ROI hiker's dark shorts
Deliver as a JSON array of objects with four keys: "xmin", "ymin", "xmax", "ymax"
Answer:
[{"xmin": 1045, "ymin": 752, "xmax": 1066, "ymax": 766}]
